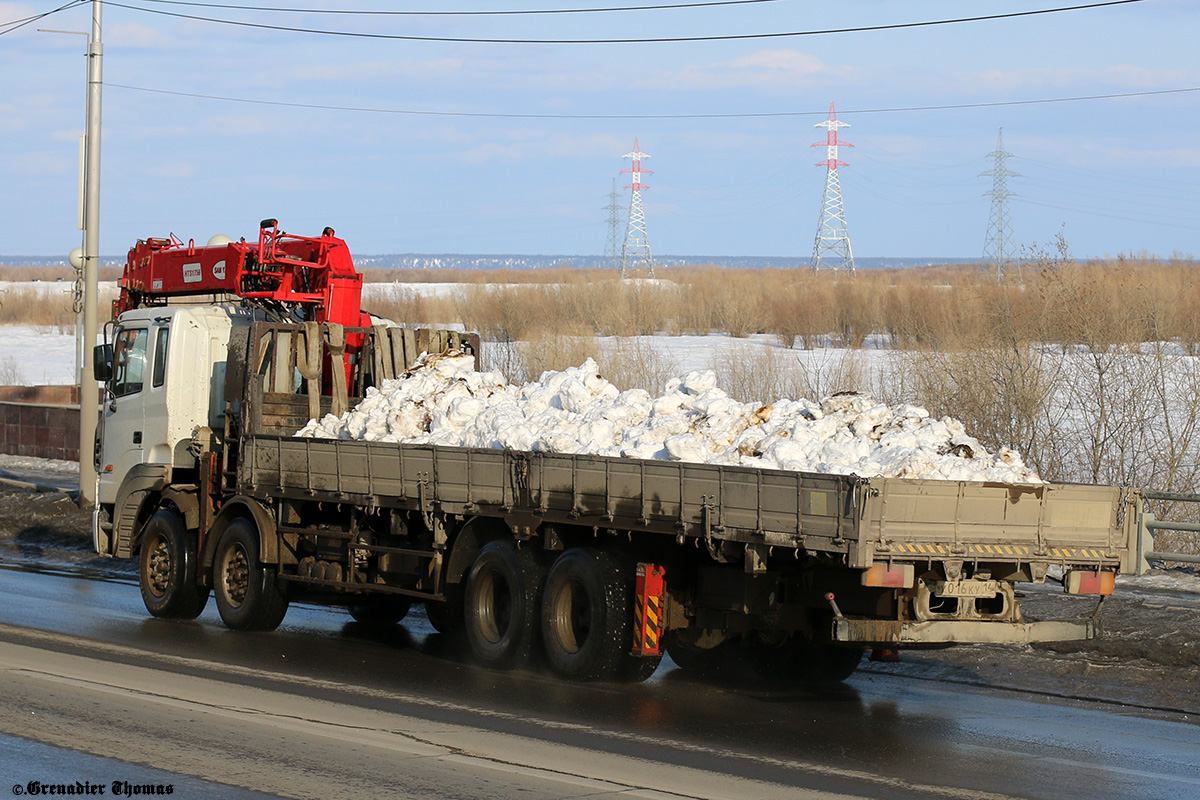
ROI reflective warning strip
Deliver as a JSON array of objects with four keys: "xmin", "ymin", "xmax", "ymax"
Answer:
[
  {"xmin": 633, "ymin": 592, "xmax": 663, "ymax": 652},
  {"xmin": 888, "ymin": 543, "xmax": 1112, "ymax": 560},
  {"xmin": 644, "ymin": 596, "xmax": 661, "ymax": 650}
]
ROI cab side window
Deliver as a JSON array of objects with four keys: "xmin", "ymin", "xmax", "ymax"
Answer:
[
  {"xmin": 112, "ymin": 327, "xmax": 148, "ymax": 398},
  {"xmin": 152, "ymin": 326, "xmax": 169, "ymax": 388}
]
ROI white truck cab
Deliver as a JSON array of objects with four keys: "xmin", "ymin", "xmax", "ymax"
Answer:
[{"xmin": 93, "ymin": 305, "xmax": 259, "ymax": 555}]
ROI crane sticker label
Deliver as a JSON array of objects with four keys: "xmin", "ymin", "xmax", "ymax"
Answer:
[
  {"xmin": 213, "ymin": 260, "xmax": 226, "ymax": 281},
  {"xmin": 183, "ymin": 262, "xmax": 203, "ymax": 284}
]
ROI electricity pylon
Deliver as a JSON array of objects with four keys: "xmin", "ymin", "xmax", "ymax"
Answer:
[
  {"xmin": 981, "ymin": 127, "xmax": 1020, "ymax": 277},
  {"xmin": 620, "ymin": 138, "xmax": 654, "ymax": 278},
  {"xmin": 603, "ymin": 177, "xmax": 624, "ymax": 272},
  {"xmin": 810, "ymin": 102, "xmax": 856, "ymax": 273}
]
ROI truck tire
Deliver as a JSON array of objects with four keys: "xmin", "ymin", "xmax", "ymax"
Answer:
[
  {"xmin": 541, "ymin": 548, "xmax": 647, "ymax": 682},
  {"xmin": 424, "ymin": 586, "xmax": 464, "ymax": 635},
  {"xmin": 213, "ymin": 518, "xmax": 289, "ymax": 632},
  {"xmin": 464, "ymin": 540, "xmax": 544, "ymax": 668},
  {"xmin": 665, "ymin": 631, "xmax": 737, "ymax": 679},
  {"xmin": 745, "ymin": 632, "xmax": 863, "ymax": 684},
  {"xmin": 138, "ymin": 509, "xmax": 209, "ymax": 620},
  {"xmin": 349, "ymin": 597, "xmax": 411, "ymax": 626}
]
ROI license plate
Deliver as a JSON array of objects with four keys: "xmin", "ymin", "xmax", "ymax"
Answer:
[{"xmin": 934, "ymin": 580, "xmax": 999, "ymax": 597}]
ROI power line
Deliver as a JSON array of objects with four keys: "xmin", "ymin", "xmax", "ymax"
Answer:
[
  {"xmin": 1015, "ymin": 198, "xmax": 1200, "ymax": 231},
  {"xmin": 0, "ymin": 0, "xmax": 86, "ymax": 36},
  {"xmin": 135, "ymin": 0, "xmax": 791, "ymax": 16},
  {"xmin": 104, "ymin": 0, "xmax": 1148, "ymax": 45},
  {"xmin": 106, "ymin": 83, "xmax": 1200, "ymax": 120}
]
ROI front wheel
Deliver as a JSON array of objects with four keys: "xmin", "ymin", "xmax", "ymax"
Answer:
[
  {"xmin": 213, "ymin": 518, "xmax": 289, "ymax": 632},
  {"xmin": 138, "ymin": 509, "xmax": 209, "ymax": 620}
]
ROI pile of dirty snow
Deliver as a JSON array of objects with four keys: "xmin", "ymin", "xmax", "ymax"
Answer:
[{"xmin": 295, "ymin": 353, "xmax": 1040, "ymax": 483}]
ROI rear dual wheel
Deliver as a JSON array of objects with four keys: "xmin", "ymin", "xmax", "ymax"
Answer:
[
  {"xmin": 541, "ymin": 548, "xmax": 661, "ymax": 682},
  {"xmin": 463, "ymin": 540, "xmax": 545, "ymax": 668},
  {"xmin": 462, "ymin": 542, "xmax": 661, "ymax": 682}
]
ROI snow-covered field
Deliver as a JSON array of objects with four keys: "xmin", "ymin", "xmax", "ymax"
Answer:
[
  {"xmin": 0, "ymin": 313, "xmax": 881, "ymax": 387},
  {"xmin": 0, "ymin": 326, "xmax": 88, "ymax": 385}
]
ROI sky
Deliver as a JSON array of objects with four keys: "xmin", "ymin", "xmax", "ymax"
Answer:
[{"xmin": 2, "ymin": 0, "xmax": 1199, "ymax": 260}]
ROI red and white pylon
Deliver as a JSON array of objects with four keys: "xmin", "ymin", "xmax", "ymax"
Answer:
[
  {"xmin": 810, "ymin": 102, "xmax": 856, "ymax": 273},
  {"xmin": 620, "ymin": 138, "xmax": 654, "ymax": 278}
]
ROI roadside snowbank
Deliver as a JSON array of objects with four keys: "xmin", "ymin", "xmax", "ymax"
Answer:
[{"xmin": 295, "ymin": 352, "xmax": 1039, "ymax": 482}]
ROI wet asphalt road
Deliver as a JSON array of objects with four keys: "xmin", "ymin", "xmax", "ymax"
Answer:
[{"xmin": 0, "ymin": 564, "xmax": 1197, "ymax": 800}]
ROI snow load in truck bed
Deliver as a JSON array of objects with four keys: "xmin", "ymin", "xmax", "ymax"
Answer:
[{"xmin": 294, "ymin": 352, "xmax": 1040, "ymax": 483}]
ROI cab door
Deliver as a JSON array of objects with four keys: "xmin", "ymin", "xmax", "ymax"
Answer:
[{"xmin": 97, "ymin": 325, "xmax": 148, "ymax": 505}]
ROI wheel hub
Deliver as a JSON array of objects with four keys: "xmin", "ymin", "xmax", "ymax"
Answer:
[
  {"xmin": 223, "ymin": 546, "xmax": 250, "ymax": 607},
  {"xmin": 147, "ymin": 537, "xmax": 171, "ymax": 597}
]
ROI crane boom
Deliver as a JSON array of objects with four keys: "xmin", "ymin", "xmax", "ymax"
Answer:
[{"xmin": 116, "ymin": 218, "xmax": 369, "ymax": 329}]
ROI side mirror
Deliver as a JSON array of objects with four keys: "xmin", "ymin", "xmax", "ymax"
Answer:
[{"xmin": 93, "ymin": 343, "xmax": 113, "ymax": 382}]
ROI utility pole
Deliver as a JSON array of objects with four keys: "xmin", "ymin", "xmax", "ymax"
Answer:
[
  {"xmin": 620, "ymin": 138, "xmax": 654, "ymax": 278},
  {"xmin": 603, "ymin": 178, "xmax": 623, "ymax": 273},
  {"xmin": 80, "ymin": 0, "xmax": 103, "ymax": 506},
  {"xmin": 981, "ymin": 128, "xmax": 1020, "ymax": 278},
  {"xmin": 810, "ymin": 102, "xmax": 856, "ymax": 273}
]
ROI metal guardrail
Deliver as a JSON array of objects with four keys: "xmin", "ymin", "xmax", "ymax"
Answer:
[{"xmin": 1138, "ymin": 490, "xmax": 1200, "ymax": 573}]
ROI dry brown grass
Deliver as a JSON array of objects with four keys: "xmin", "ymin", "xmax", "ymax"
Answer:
[
  {"xmin": 352, "ymin": 257, "xmax": 1200, "ymax": 352},
  {"xmin": 0, "ymin": 287, "xmax": 76, "ymax": 328}
]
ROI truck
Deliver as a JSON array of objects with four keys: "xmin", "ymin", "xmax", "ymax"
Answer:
[{"xmin": 91, "ymin": 219, "xmax": 1141, "ymax": 683}]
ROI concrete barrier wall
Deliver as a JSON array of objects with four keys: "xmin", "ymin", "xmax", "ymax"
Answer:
[
  {"xmin": 0, "ymin": 385, "xmax": 79, "ymax": 404},
  {"xmin": 0, "ymin": 386, "xmax": 83, "ymax": 461}
]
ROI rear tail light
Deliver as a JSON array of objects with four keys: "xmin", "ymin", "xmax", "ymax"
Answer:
[
  {"xmin": 1064, "ymin": 570, "xmax": 1115, "ymax": 596},
  {"xmin": 862, "ymin": 563, "xmax": 915, "ymax": 588}
]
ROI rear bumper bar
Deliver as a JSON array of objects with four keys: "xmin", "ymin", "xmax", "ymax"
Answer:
[{"xmin": 833, "ymin": 618, "xmax": 1094, "ymax": 645}]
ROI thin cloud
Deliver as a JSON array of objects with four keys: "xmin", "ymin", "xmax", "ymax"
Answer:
[{"xmin": 655, "ymin": 49, "xmax": 850, "ymax": 90}]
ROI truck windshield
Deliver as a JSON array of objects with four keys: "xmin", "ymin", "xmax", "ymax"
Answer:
[{"xmin": 113, "ymin": 327, "xmax": 148, "ymax": 397}]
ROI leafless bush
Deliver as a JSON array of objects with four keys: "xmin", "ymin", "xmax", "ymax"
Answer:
[
  {"xmin": 704, "ymin": 343, "xmax": 861, "ymax": 405},
  {"xmin": 478, "ymin": 328, "xmax": 598, "ymax": 385},
  {"xmin": 479, "ymin": 340, "xmax": 527, "ymax": 384},
  {"xmin": 708, "ymin": 344, "xmax": 791, "ymax": 405},
  {"xmin": 598, "ymin": 337, "xmax": 680, "ymax": 393},
  {"xmin": 793, "ymin": 348, "xmax": 868, "ymax": 401},
  {"xmin": 519, "ymin": 328, "xmax": 599, "ymax": 382},
  {"xmin": 0, "ymin": 355, "xmax": 25, "ymax": 385},
  {"xmin": 902, "ymin": 344, "xmax": 1066, "ymax": 478}
]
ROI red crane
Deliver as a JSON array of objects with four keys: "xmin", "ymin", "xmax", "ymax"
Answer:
[
  {"xmin": 116, "ymin": 219, "xmax": 372, "ymax": 396},
  {"xmin": 116, "ymin": 218, "xmax": 369, "ymax": 329}
]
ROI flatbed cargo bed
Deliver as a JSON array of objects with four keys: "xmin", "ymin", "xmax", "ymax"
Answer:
[{"xmin": 242, "ymin": 434, "xmax": 1136, "ymax": 575}]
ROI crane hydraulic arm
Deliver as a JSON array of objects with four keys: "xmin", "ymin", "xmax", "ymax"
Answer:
[{"xmin": 116, "ymin": 218, "xmax": 369, "ymax": 329}]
